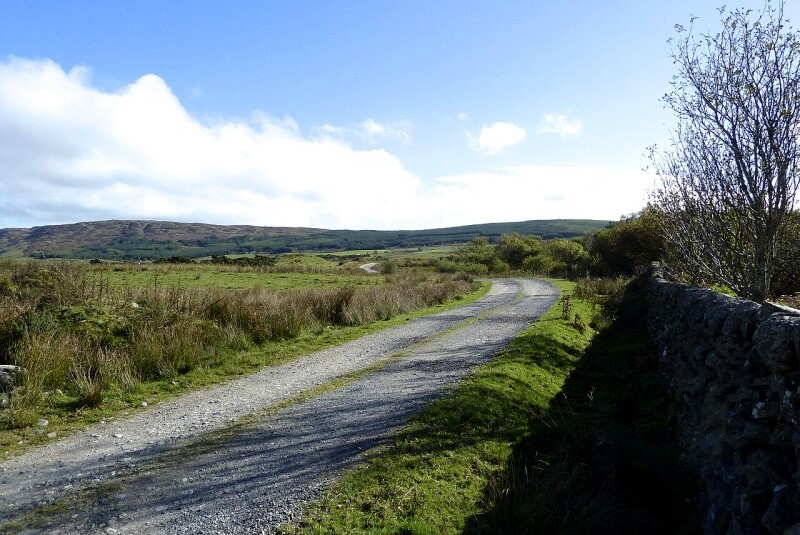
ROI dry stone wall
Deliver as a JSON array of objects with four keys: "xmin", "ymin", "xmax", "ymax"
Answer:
[{"xmin": 647, "ymin": 269, "xmax": 800, "ymax": 534}]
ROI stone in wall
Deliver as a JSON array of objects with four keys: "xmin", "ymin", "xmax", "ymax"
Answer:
[{"xmin": 647, "ymin": 268, "xmax": 800, "ymax": 534}]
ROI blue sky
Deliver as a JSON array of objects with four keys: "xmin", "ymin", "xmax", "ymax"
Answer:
[{"xmin": 0, "ymin": 1, "xmax": 795, "ymax": 230}]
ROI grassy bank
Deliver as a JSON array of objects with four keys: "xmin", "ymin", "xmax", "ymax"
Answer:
[
  {"xmin": 469, "ymin": 276, "xmax": 700, "ymax": 534},
  {"xmin": 284, "ymin": 277, "xmax": 700, "ymax": 534},
  {"xmin": 0, "ymin": 261, "xmax": 485, "ymax": 459},
  {"xmin": 282, "ymin": 280, "xmax": 595, "ymax": 535}
]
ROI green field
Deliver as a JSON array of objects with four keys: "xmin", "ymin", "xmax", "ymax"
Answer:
[
  {"xmin": 0, "ymin": 259, "xmax": 485, "ymax": 460},
  {"xmin": 95, "ymin": 263, "xmax": 382, "ymax": 291}
]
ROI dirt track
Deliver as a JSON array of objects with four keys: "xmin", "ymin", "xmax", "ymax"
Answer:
[{"xmin": 0, "ymin": 278, "xmax": 557, "ymax": 534}]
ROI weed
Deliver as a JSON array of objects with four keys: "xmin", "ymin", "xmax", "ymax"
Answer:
[
  {"xmin": 560, "ymin": 294, "xmax": 572, "ymax": 320},
  {"xmin": 572, "ymin": 313, "xmax": 587, "ymax": 332}
]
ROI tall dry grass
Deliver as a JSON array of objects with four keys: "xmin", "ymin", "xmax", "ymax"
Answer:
[{"xmin": 0, "ymin": 261, "xmax": 476, "ymax": 427}]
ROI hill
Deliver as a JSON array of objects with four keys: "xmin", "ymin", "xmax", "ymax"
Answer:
[{"xmin": 0, "ymin": 219, "xmax": 610, "ymax": 260}]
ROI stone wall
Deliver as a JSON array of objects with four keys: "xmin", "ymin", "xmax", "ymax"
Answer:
[{"xmin": 647, "ymin": 270, "xmax": 800, "ymax": 534}]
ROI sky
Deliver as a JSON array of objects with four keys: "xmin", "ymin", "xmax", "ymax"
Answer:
[{"xmin": 0, "ymin": 1, "xmax": 796, "ymax": 231}]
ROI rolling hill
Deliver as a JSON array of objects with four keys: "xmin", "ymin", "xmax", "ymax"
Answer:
[{"xmin": 0, "ymin": 219, "xmax": 611, "ymax": 260}]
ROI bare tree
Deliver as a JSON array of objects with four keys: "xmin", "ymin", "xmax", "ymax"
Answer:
[{"xmin": 650, "ymin": 1, "xmax": 800, "ymax": 302}]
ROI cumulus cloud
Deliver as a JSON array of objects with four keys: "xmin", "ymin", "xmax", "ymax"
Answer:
[
  {"xmin": 0, "ymin": 58, "xmax": 648, "ymax": 231},
  {"xmin": 472, "ymin": 122, "xmax": 527, "ymax": 155},
  {"xmin": 0, "ymin": 58, "xmax": 420, "ymax": 229},
  {"xmin": 537, "ymin": 114, "xmax": 583, "ymax": 137}
]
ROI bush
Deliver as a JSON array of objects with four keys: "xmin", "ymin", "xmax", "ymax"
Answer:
[
  {"xmin": 380, "ymin": 260, "xmax": 398, "ymax": 274},
  {"xmin": 574, "ymin": 276, "xmax": 632, "ymax": 330}
]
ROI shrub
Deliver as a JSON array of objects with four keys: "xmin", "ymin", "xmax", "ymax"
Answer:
[
  {"xmin": 380, "ymin": 260, "xmax": 398, "ymax": 274},
  {"xmin": 575, "ymin": 276, "xmax": 632, "ymax": 330},
  {"xmin": 574, "ymin": 276, "xmax": 630, "ymax": 304}
]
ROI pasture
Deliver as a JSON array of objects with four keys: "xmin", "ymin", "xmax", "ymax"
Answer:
[{"xmin": 94, "ymin": 262, "xmax": 382, "ymax": 291}]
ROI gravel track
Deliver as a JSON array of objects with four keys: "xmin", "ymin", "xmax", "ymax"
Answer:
[{"xmin": 0, "ymin": 278, "xmax": 557, "ymax": 534}]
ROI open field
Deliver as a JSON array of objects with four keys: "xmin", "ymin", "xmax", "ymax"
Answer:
[
  {"xmin": 94, "ymin": 263, "xmax": 381, "ymax": 291},
  {"xmin": 0, "ymin": 259, "xmax": 484, "ymax": 459}
]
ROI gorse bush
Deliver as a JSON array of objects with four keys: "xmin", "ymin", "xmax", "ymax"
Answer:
[
  {"xmin": 0, "ymin": 261, "xmax": 477, "ymax": 428},
  {"xmin": 436, "ymin": 234, "xmax": 593, "ymax": 278}
]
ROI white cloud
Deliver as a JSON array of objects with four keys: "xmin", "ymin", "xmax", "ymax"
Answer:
[
  {"xmin": 412, "ymin": 166, "xmax": 651, "ymax": 228},
  {"xmin": 316, "ymin": 118, "xmax": 411, "ymax": 145},
  {"xmin": 0, "ymin": 58, "xmax": 419, "ymax": 229},
  {"xmin": 0, "ymin": 58, "xmax": 649, "ymax": 231},
  {"xmin": 473, "ymin": 122, "xmax": 527, "ymax": 155},
  {"xmin": 537, "ymin": 114, "xmax": 583, "ymax": 137}
]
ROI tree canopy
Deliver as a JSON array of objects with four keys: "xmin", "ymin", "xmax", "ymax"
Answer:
[{"xmin": 650, "ymin": 1, "xmax": 800, "ymax": 301}]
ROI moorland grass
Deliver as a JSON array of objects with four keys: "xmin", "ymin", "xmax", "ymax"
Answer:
[
  {"xmin": 0, "ymin": 261, "xmax": 485, "ymax": 458},
  {"xmin": 95, "ymin": 260, "xmax": 380, "ymax": 290}
]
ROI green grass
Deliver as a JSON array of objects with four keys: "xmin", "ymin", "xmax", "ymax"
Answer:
[
  {"xmin": 0, "ymin": 280, "xmax": 491, "ymax": 460},
  {"xmin": 283, "ymin": 277, "xmax": 700, "ymax": 534},
  {"xmin": 282, "ymin": 279, "xmax": 594, "ymax": 535},
  {"xmin": 94, "ymin": 262, "xmax": 379, "ymax": 290},
  {"xmin": 470, "ymin": 276, "xmax": 701, "ymax": 534}
]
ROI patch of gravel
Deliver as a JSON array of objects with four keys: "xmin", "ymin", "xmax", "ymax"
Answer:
[{"xmin": 0, "ymin": 278, "xmax": 557, "ymax": 534}]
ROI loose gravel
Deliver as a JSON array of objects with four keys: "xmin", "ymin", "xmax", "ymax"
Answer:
[{"xmin": 0, "ymin": 278, "xmax": 557, "ymax": 534}]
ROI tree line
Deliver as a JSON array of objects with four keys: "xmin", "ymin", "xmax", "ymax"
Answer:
[
  {"xmin": 451, "ymin": 1, "xmax": 800, "ymax": 303},
  {"xmin": 442, "ymin": 204, "xmax": 800, "ymax": 299}
]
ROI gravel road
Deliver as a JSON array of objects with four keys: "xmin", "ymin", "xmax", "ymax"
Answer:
[
  {"xmin": 0, "ymin": 278, "xmax": 557, "ymax": 534},
  {"xmin": 358, "ymin": 262, "xmax": 379, "ymax": 274}
]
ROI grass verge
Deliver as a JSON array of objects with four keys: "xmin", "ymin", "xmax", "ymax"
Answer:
[
  {"xmin": 468, "ymin": 275, "xmax": 701, "ymax": 534},
  {"xmin": 280, "ymin": 279, "xmax": 594, "ymax": 535},
  {"xmin": 282, "ymin": 277, "xmax": 700, "ymax": 534}
]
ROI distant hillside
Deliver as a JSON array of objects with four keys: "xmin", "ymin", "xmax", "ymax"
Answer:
[{"xmin": 0, "ymin": 219, "xmax": 610, "ymax": 260}]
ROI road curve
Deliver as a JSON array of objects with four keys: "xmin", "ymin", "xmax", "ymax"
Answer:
[
  {"xmin": 358, "ymin": 262, "xmax": 379, "ymax": 274},
  {"xmin": 0, "ymin": 278, "xmax": 558, "ymax": 534}
]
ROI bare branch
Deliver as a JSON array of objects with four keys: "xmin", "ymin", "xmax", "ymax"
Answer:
[{"xmin": 651, "ymin": 1, "xmax": 800, "ymax": 301}]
